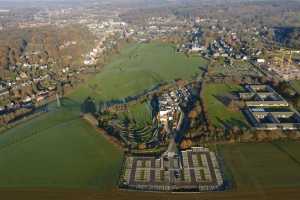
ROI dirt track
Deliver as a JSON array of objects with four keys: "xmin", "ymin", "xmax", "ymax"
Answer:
[{"xmin": 1, "ymin": 187, "xmax": 300, "ymax": 200}]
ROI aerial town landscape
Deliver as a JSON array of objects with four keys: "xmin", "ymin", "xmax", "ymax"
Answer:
[{"xmin": 0, "ymin": 0, "xmax": 300, "ymax": 199}]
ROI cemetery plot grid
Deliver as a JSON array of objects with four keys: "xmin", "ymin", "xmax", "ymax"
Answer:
[{"xmin": 119, "ymin": 147, "xmax": 224, "ymax": 192}]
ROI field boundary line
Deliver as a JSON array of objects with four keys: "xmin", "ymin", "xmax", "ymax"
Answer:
[
  {"xmin": 0, "ymin": 117, "xmax": 80, "ymax": 153},
  {"xmin": 82, "ymin": 114, "xmax": 124, "ymax": 151},
  {"xmin": 271, "ymin": 142, "xmax": 300, "ymax": 167}
]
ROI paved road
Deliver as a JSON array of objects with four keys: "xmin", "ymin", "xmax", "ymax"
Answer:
[{"xmin": 164, "ymin": 107, "xmax": 185, "ymax": 157}]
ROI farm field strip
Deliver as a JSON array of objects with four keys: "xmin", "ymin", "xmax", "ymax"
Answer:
[{"xmin": 218, "ymin": 141, "xmax": 300, "ymax": 190}]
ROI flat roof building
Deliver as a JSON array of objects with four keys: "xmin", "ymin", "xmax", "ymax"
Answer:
[
  {"xmin": 240, "ymin": 84, "xmax": 300, "ymax": 130},
  {"xmin": 239, "ymin": 85, "xmax": 289, "ymax": 107}
]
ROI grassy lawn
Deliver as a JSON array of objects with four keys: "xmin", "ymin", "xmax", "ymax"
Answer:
[
  {"xmin": 117, "ymin": 102, "xmax": 152, "ymax": 126},
  {"xmin": 218, "ymin": 141, "xmax": 300, "ymax": 191},
  {"xmin": 127, "ymin": 102, "xmax": 152, "ymax": 125},
  {"xmin": 203, "ymin": 83, "xmax": 248, "ymax": 128},
  {"xmin": 0, "ymin": 99, "xmax": 123, "ymax": 189},
  {"xmin": 70, "ymin": 42, "xmax": 208, "ymax": 102},
  {"xmin": 116, "ymin": 102, "xmax": 154, "ymax": 144}
]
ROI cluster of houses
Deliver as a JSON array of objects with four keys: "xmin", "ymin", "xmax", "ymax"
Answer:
[
  {"xmin": 83, "ymin": 19, "xmax": 128, "ymax": 65},
  {"xmin": 158, "ymin": 92, "xmax": 180, "ymax": 127},
  {"xmin": 83, "ymin": 37, "xmax": 107, "ymax": 66},
  {"xmin": 0, "ymin": 83, "xmax": 52, "ymax": 115},
  {"xmin": 240, "ymin": 84, "xmax": 300, "ymax": 130},
  {"xmin": 120, "ymin": 147, "xmax": 224, "ymax": 192},
  {"xmin": 0, "ymin": 61, "xmax": 77, "ymax": 118},
  {"xmin": 158, "ymin": 88, "xmax": 191, "ymax": 129},
  {"xmin": 207, "ymin": 39, "xmax": 248, "ymax": 61},
  {"xmin": 179, "ymin": 27, "xmax": 205, "ymax": 53},
  {"xmin": 129, "ymin": 16, "xmax": 190, "ymax": 43},
  {"xmin": 183, "ymin": 17, "xmax": 271, "ymax": 70}
]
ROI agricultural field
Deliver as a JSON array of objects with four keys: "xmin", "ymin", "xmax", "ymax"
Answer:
[
  {"xmin": 202, "ymin": 83, "xmax": 249, "ymax": 128},
  {"xmin": 218, "ymin": 141, "xmax": 300, "ymax": 191},
  {"xmin": 2, "ymin": 142, "xmax": 300, "ymax": 200},
  {"xmin": 70, "ymin": 42, "xmax": 208, "ymax": 102},
  {"xmin": 0, "ymin": 99, "xmax": 123, "ymax": 189}
]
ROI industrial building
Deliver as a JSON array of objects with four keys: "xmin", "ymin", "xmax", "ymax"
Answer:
[{"xmin": 240, "ymin": 85, "xmax": 300, "ymax": 130}]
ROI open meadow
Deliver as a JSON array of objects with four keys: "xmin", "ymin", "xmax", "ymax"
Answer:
[
  {"xmin": 202, "ymin": 83, "xmax": 249, "ymax": 128},
  {"xmin": 218, "ymin": 141, "xmax": 300, "ymax": 191},
  {"xmin": 70, "ymin": 42, "xmax": 208, "ymax": 102},
  {"xmin": 119, "ymin": 102, "xmax": 152, "ymax": 126},
  {"xmin": 0, "ymin": 99, "xmax": 123, "ymax": 189}
]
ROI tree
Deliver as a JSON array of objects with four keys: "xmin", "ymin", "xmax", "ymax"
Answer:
[
  {"xmin": 138, "ymin": 143, "xmax": 146, "ymax": 150},
  {"xmin": 293, "ymin": 94, "xmax": 300, "ymax": 109},
  {"xmin": 180, "ymin": 139, "xmax": 192, "ymax": 150},
  {"xmin": 188, "ymin": 110, "xmax": 198, "ymax": 119},
  {"xmin": 81, "ymin": 97, "xmax": 96, "ymax": 114},
  {"xmin": 277, "ymin": 81, "xmax": 291, "ymax": 96}
]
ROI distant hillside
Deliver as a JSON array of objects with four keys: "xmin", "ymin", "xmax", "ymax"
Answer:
[{"xmin": 0, "ymin": 25, "xmax": 95, "ymax": 73}]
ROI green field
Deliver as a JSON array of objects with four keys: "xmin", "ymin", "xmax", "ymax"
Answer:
[
  {"xmin": 203, "ymin": 83, "xmax": 248, "ymax": 128},
  {"xmin": 218, "ymin": 141, "xmax": 300, "ymax": 191},
  {"xmin": 0, "ymin": 42, "xmax": 207, "ymax": 189},
  {"xmin": 127, "ymin": 102, "xmax": 152, "ymax": 125},
  {"xmin": 0, "ymin": 100, "xmax": 123, "ymax": 189},
  {"xmin": 116, "ymin": 102, "xmax": 155, "ymax": 144},
  {"xmin": 117, "ymin": 102, "xmax": 152, "ymax": 126},
  {"xmin": 71, "ymin": 42, "xmax": 208, "ymax": 102}
]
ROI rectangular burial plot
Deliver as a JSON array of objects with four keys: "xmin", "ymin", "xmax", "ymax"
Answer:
[
  {"xmin": 183, "ymin": 169, "xmax": 192, "ymax": 182},
  {"xmin": 155, "ymin": 169, "xmax": 162, "ymax": 182},
  {"xmin": 135, "ymin": 169, "xmax": 145, "ymax": 182}
]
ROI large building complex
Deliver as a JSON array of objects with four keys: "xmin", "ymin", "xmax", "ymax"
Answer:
[
  {"xmin": 240, "ymin": 85, "xmax": 300, "ymax": 130},
  {"xmin": 239, "ymin": 85, "xmax": 288, "ymax": 107}
]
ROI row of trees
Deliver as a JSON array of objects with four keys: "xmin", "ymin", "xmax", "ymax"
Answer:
[{"xmin": 0, "ymin": 107, "xmax": 32, "ymax": 124}]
